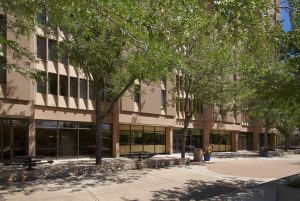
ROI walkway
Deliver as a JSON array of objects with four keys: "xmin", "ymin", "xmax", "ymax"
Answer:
[{"xmin": 1, "ymin": 153, "xmax": 300, "ymax": 201}]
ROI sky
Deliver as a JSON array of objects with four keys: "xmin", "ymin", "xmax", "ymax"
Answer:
[{"xmin": 280, "ymin": 0, "xmax": 292, "ymax": 32}]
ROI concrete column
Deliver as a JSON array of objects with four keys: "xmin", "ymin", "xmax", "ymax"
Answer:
[
  {"xmin": 231, "ymin": 131, "xmax": 238, "ymax": 152},
  {"xmin": 253, "ymin": 132, "xmax": 259, "ymax": 151},
  {"xmin": 28, "ymin": 118, "xmax": 35, "ymax": 156},
  {"xmin": 203, "ymin": 129, "xmax": 210, "ymax": 146},
  {"xmin": 166, "ymin": 127, "xmax": 173, "ymax": 154},
  {"xmin": 270, "ymin": 134, "xmax": 276, "ymax": 150}
]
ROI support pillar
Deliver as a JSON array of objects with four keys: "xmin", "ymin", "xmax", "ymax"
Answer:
[
  {"xmin": 166, "ymin": 127, "xmax": 173, "ymax": 154},
  {"xmin": 270, "ymin": 134, "xmax": 276, "ymax": 150},
  {"xmin": 253, "ymin": 132, "xmax": 259, "ymax": 151},
  {"xmin": 28, "ymin": 118, "xmax": 35, "ymax": 157},
  {"xmin": 203, "ymin": 128, "xmax": 210, "ymax": 146},
  {"xmin": 231, "ymin": 131, "xmax": 238, "ymax": 152}
]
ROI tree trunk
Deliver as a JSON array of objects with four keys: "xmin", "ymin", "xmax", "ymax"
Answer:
[
  {"xmin": 264, "ymin": 125, "xmax": 268, "ymax": 148},
  {"xmin": 285, "ymin": 135, "xmax": 289, "ymax": 152},
  {"xmin": 181, "ymin": 82, "xmax": 191, "ymax": 159},
  {"xmin": 181, "ymin": 118, "xmax": 189, "ymax": 159},
  {"xmin": 95, "ymin": 86, "xmax": 103, "ymax": 165}
]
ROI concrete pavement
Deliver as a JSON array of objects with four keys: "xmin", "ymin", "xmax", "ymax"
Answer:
[{"xmin": 1, "ymin": 154, "xmax": 300, "ymax": 201}]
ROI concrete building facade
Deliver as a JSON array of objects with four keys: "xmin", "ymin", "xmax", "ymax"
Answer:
[{"xmin": 0, "ymin": 13, "xmax": 278, "ymax": 161}]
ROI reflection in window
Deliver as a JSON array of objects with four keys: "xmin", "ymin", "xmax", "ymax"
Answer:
[
  {"xmin": 0, "ymin": 58, "xmax": 6, "ymax": 83},
  {"xmin": 37, "ymin": 36, "xmax": 46, "ymax": 60},
  {"xmin": 36, "ymin": 129, "xmax": 57, "ymax": 157},
  {"xmin": 79, "ymin": 129, "xmax": 95, "ymax": 156},
  {"xmin": 59, "ymin": 75, "xmax": 68, "ymax": 96},
  {"xmin": 0, "ymin": 15, "xmax": 6, "ymax": 56},
  {"xmin": 120, "ymin": 130, "xmax": 130, "ymax": 145},
  {"xmin": 36, "ymin": 71, "xmax": 46, "ymax": 94},
  {"xmin": 58, "ymin": 129, "xmax": 78, "ymax": 158},
  {"xmin": 80, "ymin": 79, "xmax": 87, "ymax": 99},
  {"xmin": 37, "ymin": 13, "xmax": 46, "ymax": 24},
  {"xmin": 48, "ymin": 40, "xmax": 57, "ymax": 61},
  {"xmin": 143, "ymin": 131, "xmax": 154, "ymax": 145},
  {"xmin": 156, "ymin": 132, "xmax": 166, "ymax": 145},
  {"xmin": 48, "ymin": 73, "xmax": 57, "ymax": 95},
  {"xmin": 70, "ymin": 77, "xmax": 78, "ymax": 98},
  {"xmin": 131, "ymin": 130, "xmax": 143, "ymax": 145}
]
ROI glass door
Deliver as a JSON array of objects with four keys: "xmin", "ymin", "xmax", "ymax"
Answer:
[{"xmin": 0, "ymin": 118, "xmax": 28, "ymax": 162}]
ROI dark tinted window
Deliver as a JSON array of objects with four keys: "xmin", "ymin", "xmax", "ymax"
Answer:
[
  {"xmin": 48, "ymin": 73, "xmax": 57, "ymax": 95},
  {"xmin": 37, "ymin": 37, "xmax": 46, "ymax": 60},
  {"xmin": 59, "ymin": 75, "xmax": 68, "ymax": 96},
  {"xmin": 36, "ymin": 71, "xmax": 46, "ymax": 93},
  {"xmin": 80, "ymin": 79, "xmax": 87, "ymax": 99},
  {"xmin": 59, "ymin": 43, "xmax": 68, "ymax": 65},
  {"xmin": 0, "ymin": 15, "xmax": 6, "ymax": 36},
  {"xmin": 0, "ymin": 58, "xmax": 6, "ymax": 83},
  {"xmin": 48, "ymin": 40, "xmax": 57, "ymax": 61},
  {"xmin": 70, "ymin": 77, "xmax": 78, "ymax": 98}
]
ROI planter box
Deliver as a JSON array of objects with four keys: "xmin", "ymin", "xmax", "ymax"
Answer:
[{"xmin": 204, "ymin": 154, "xmax": 211, "ymax": 161}]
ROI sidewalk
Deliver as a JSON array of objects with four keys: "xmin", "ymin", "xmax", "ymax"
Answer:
[{"xmin": 1, "ymin": 154, "xmax": 300, "ymax": 200}]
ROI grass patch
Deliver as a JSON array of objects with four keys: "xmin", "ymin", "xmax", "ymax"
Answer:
[{"xmin": 288, "ymin": 180, "xmax": 300, "ymax": 189}]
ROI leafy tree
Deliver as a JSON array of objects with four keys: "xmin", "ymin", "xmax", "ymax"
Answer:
[{"xmin": 1, "ymin": 0, "xmax": 172, "ymax": 164}]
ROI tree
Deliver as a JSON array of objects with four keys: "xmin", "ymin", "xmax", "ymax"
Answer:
[
  {"xmin": 216, "ymin": 0, "xmax": 285, "ymax": 147},
  {"xmin": 1, "ymin": 0, "xmax": 172, "ymax": 164},
  {"xmin": 160, "ymin": 1, "xmax": 240, "ymax": 158}
]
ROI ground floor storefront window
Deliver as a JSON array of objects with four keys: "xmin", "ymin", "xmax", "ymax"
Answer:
[
  {"xmin": 238, "ymin": 132, "xmax": 253, "ymax": 151},
  {"xmin": 0, "ymin": 118, "xmax": 28, "ymax": 162},
  {"xmin": 36, "ymin": 120, "xmax": 112, "ymax": 158},
  {"xmin": 259, "ymin": 133, "xmax": 271, "ymax": 147},
  {"xmin": 173, "ymin": 128, "xmax": 204, "ymax": 153},
  {"xmin": 210, "ymin": 130, "xmax": 232, "ymax": 152},
  {"xmin": 119, "ymin": 125, "xmax": 166, "ymax": 155}
]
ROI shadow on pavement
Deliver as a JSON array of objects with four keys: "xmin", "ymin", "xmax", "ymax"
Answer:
[
  {"xmin": 0, "ymin": 169, "xmax": 150, "ymax": 199},
  {"xmin": 150, "ymin": 178, "xmax": 259, "ymax": 201},
  {"xmin": 212, "ymin": 151, "xmax": 259, "ymax": 159}
]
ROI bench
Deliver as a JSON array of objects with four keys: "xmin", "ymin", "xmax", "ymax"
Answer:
[
  {"xmin": 125, "ymin": 152, "xmax": 157, "ymax": 161},
  {"xmin": 3, "ymin": 156, "xmax": 54, "ymax": 171}
]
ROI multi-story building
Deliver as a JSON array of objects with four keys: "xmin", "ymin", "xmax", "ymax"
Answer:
[{"xmin": 0, "ymin": 12, "xmax": 278, "ymax": 161}]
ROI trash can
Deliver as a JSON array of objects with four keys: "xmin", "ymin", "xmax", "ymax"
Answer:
[{"xmin": 194, "ymin": 148, "xmax": 204, "ymax": 162}]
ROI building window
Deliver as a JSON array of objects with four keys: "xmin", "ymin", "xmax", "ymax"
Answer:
[
  {"xmin": 59, "ymin": 75, "xmax": 68, "ymax": 96},
  {"xmin": 0, "ymin": 58, "xmax": 6, "ymax": 83},
  {"xmin": 195, "ymin": 101, "xmax": 203, "ymax": 114},
  {"xmin": 48, "ymin": 73, "xmax": 57, "ymax": 95},
  {"xmin": 80, "ymin": 79, "xmax": 87, "ymax": 99},
  {"xmin": 161, "ymin": 89, "xmax": 166, "ymax": 109},
  {"xmin": 36, "ymin": 71, "xmax": 46, "ymax": 94},
  {"xmin": 48, "ymin": 39, "xmax": 57, "ymax": 61},
  {"xmin": 120, "ymin": 131, "xmax": 130, "ymax": 145},
  {"xmin": 0, "ymin": 15, "xmax": 7, "ymax": 56},
  {"xmin": 37, "ymin": 13, "xmax": 46, "ymax": 24},
  {"xmin": 70, "ymin": 77, "xmax": 78, "ymax": 98},
  {"xmin": 89, "ymin": 81, "xmax": 95, "ymax": 100},
  {"xmin": 59, "ymin": 43, "xmax": 68, "ymax": 65},
  {"xmin": 133, "ymin": 84, "xmax": 140, "ymax": 103},
  {"xmin": 37, "ymin": 36, "xmax": 46, "ymax": 60}
]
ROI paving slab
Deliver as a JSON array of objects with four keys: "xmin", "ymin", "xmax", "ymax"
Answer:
[{"xmin": 1, "ymin": 154, "xmax": 300, "ymax": 201}]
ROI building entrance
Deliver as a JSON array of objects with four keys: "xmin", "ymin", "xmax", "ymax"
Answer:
[
  {"xmin": 0, "ymin": 118, "xmax": 28, "ymax": 161},
  {"xmin": 238, "ymin": 132, "xmax": 253, "ymax": 150},
  {"xmin": 173, "ymin": 128, "xmax": 204, "ymax": 153}
]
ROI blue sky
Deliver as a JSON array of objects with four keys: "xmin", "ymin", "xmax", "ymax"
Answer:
[{"xmin": 280, "ymin": 0, "xmax": 292, "ymax": 32}]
